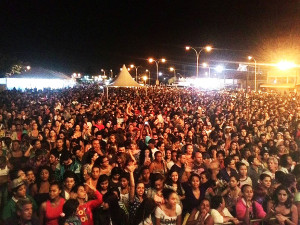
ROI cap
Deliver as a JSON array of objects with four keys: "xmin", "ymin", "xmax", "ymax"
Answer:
[{"xmin": 11, "ymin": 177, "xmax": 24, "ymax": 189}]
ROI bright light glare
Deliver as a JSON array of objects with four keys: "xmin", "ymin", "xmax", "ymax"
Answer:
[
  {"xmin": 161, "ymin": 58, "xmax": 166, "ymax": 63},
  {"xmin": 277, "ymin": 61, "xmax": 296, "ymax": 70},
  {"xmin": 148, "ymin": 58, "xmax": 154, "ymax": 63},
  {"xmin": 248, "ymin": 56, "xmax": 253, "ymax": 60},
  {"xmin": 127, "ymin": 68, "xmax": 130, "ymax": 71},
  {"xmin": 205, "ymin": 46, "xmax": 212, "ymax": 52},
  {"xmin": 101, "ymin": 69, "xmax": 104, "ymax": 72},
  {"xmin": 6, "ymin": 78, "xmax": 75, "ymax": 91},
  {"xmin": 130, "ymin": 64, "xmax": 134, "ymax": 68},
  {"xmin": 185, "ymin": 46, "xmax": 190, "ymax": 50},
  {"xmin": 146, "ymin": 69, "xmax": 149, "ymax": 72},
  {"xmin": 26, "ymin": 66, "xmax": 31, "ymax": 70},
  {"xmin": 169, "ymin": 67, "xmax": 174, "ymax": 71},
  {"xmin": 215, "ymin": 65, "xmax": 224, "ymax": 73},
  {"xmin": 202, "ymin": 63, "xmax": 208, "ymax": 68},
  {"xmin": 159, "ymin": 72, "xmax": 162, "ymax": 76},
  {"xmin": 143, "ymin": 76, "xmax": 148, "ymax": 81}
]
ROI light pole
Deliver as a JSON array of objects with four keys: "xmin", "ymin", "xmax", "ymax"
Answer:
[
  {"xmin": 101, "ymin": 69, "xmax": 106, "ymax": 76},
  {"xmin": 110, "ymin": 69, "xmax": 113, "ymax": 78},
  {"xmin": 202, "ymin": 63, "xmax": 211, "ymax": 78},
  {"xmin": 248, "ymin": 56, "xmax": 257, "ymax": 92},
  {"xmin": 148, "ymin": 58, "xmax": 166, "ymax": 85},
  {"xmin": 169, "ymin": 67, "xmax": 176, "ymax": 80},
  {"xmin": 143, "ymin": 76, "xmax": 148, "ymax": 95},
  {"xmin": 185, "ymin": 45, "xmax": 212, "ymax": 77},
  {"xmin": 146, "ymin": 69, "xmax": 151, "ymax": 85},
  {"xmin": 130, "ymin": 64, "xmax": 141, "ymax": 81}
]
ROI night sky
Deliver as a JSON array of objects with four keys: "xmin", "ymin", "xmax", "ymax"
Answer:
[{"xmin": 1, "ymin": 0, "xmax": 300, "ymax": 76}]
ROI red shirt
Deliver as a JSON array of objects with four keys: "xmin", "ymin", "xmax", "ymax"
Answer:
[{"xmin": 77, "ymin": 190, "xmax": 103, "ymax": 225}]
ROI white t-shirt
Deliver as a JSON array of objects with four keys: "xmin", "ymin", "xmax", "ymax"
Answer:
[
  {"xmin": 138, "ymin": 215, "xmax": 153, "ymax": 225},
  {"xmin": 155, "ymin": 204, "xmax": 182, "ymax": 225},
  {"xmin": 210, "ymin": 208, "xmax": 233, "ymax": 224}
]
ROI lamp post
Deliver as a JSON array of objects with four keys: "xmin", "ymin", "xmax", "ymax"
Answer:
[
  {"xmin": 130, "ymin": 64, "xmax": 141, "ymax": 81},
  {"xmin": 248, "ymin": 56, "xmax": 257, "ymax": 92},
  {"xmin": 101, "ymin": 69, "xmax": 106, "ymax": 76},
  {"xmin": 202, "ymin": 63, "xmax": 211, "ymax": 78},
  {"xmin": 148, "ymin": 58, "xmax": 166, "ymax": 85},
  {"xmin": 169, "ymin": 67, "xmax": 176, "ymax": 80},
  {"xmin": 185, "ymin": 45, "xmax": 212, "ymax": 77},
  {"xmin": 110, "ymin": 69, "xmax": 113, "ymax": 78},
  {"xmin": 146, "ymin": 69, "xmax": 151, "ymax": 85},
  {"xmin": 143, "ymin": 76, "xmax": 148, "ymax": 95}
]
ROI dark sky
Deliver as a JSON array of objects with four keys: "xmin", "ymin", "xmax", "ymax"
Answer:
[{"xmin": 1, "ymin": 0, "xmax": 299, "ymax": 75}]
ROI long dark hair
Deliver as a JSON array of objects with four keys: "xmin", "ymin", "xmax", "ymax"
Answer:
[
  {"xmin": 273, "ymin": 185, "xmax": 293, "ymax": 209},
  {"xmin": 133, "ymin": 198, "xmax": 156, "ymax": 225},
  {"xmin": 165, "ymin": 169, "xmax": 184, "ymax": 196},
  {"xmin": 104, "ymin": 194, "xmax": 127, "ymax": 225},
  {"xmin": 59, "ymin": 199, "xmax": 79, "ymax": 225}
]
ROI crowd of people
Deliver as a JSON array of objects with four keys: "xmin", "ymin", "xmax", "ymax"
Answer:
[{"xmin": 0, "ymin": 84, "xmax": 300, "ymax": 225}]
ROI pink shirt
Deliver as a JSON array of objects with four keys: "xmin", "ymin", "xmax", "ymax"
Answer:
[{"xmin": 236, "ymin": 198, "xmax": 266, "ymax": 224}]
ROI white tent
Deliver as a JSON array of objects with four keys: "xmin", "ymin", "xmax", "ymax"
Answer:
[{"xmin": 108, "ymin": 64, "xmax": 141, "ymax": 87}]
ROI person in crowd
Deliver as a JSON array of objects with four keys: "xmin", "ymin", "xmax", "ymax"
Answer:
[
  {"xmin": 73, "ymin": 181, "xmax": 103, "ymax": 225},
  {"xmin": 4, "ymin": 198, "xmax": 40, "ymax": 225},
  {"xmin": 247, "ymin": 155, "xmax": 263, "ymax": 189},
  {"xmin": 236, "ymin": 184, "xmax": 266, "ymax": 225},
  {"xmin": 183, "ymin": 173, "xmax": 202, "ymax": 214},
  {"xmin": 147, "ymin": 173, "xmax": 165, "ymax": 205},
  {"xmin": 237, "ymin": 162, "xmax": 252, "ymax": 187},
  {"xmin": 149, "ymin": 151, "xmax": 167, "ymax": 176},
  {"xmin": 254, "ymin": 173, "xmax": 273, "ymax": 211},
  {"xmin": 155, "ymin": 188, "xmax": 182, "ymax": 225},
  {"xmin": 61, "ymin": 171, "xmax": 77, "ymax": 200},
  {"xmin": 210, "ymin": 195, "xmax": 239, "ymax": 224},
  {"xmin": 165, "ymin": 169, "xmax": 185, "ymax": 202},
  {"xmin": 221, "ymin": 174, "xmax": 241, "ymax": 215},
  {"xmin": 2, "ymin": 177, "xmax": 37, "ymax": 221},
  {"xmin": 186, "ymin": 198, "xmax": 214, "ymax": 225},
  {"xmin": 30, "ymin": 165, "xmax": 53, "ymax": 207},
  {"xmin": 58, "ymin": 198, "xmax": 81, "ymax": 225},
  {"xmin": 218, "ymin": 156, "xmax": 238, "ymax": 183},
  {"xmin": 39, "ymin": 181, "xmax": 65, "ymax": 225},
  {"xmin": 132, "ymin": 197, "xmax": 156, "ymax": 225},
  {"xmin": 266, "ymin": 185, "xmax": 298, "ymax": 225}
]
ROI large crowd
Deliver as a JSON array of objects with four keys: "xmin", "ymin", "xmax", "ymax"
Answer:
[{"xmin": 0, "ymin": 84, "xmax": 300, "ymax": 225}]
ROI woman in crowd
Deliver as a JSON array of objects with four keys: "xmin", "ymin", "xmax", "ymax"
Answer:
[
  {"xmin": 73, "ymin": 181, "xmax": 103, "ymax": 225},
  {"xmin": 221, "ymin": 174, "xmax": 241, "ymax": 215},
  {"xmin": 40, "ymin": 181, "xmax": 65, "ymax": 225},
  {"xmin": 132, "ymin": 198, "xmax": 156, "ymax": 225},
  {"xmin": 165, "ymin": 169, "xmax": 185, "ymax": 203},
  {"xmin": 58, "ymin": 199, "xmax": 81, "ymax": 225},
  {"xmin": 149, "ymin": 151, "xmax": 167, "ymax": 176},
  {"xmin": 183, "ymin": 174, "xmax": 202, "ymax": 214},
  {"xmin": 147, "ymin": 173, "xmax": 165, "ymax": 205},
  {"xmin": 155, "ymin": 188, "xmax": 182, "ymax": 225},
  {"xmin": 31, "ymin": 165, "xmax": 53, "ymax": 207},
  {"xmin": 210, "ymin": 195, "xmax": 239, "ymax": 224},
  {"xmin": 266, "ymin": 185, "xmax": 298, "ymax": 225},
  {"xmin": 236, "ymin": 184, "xmax": 266, "ymax": 225},
  {"xmin": 186, "ymin": 198, "xmax": 214, "ymax": 225},
  {"xmin": 254, "ymin": 173, "xmax": 273, "ymax": 211}
]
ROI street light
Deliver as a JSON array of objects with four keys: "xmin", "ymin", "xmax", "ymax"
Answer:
[
  {"xmin": 185, "ymin": 45, "xmax": 212, "ymax": 77},
  {"xmin": 169, "ymin": 67, "xmax": 177, "ymax": 80},
  {"xmin": 148, "ymin": 58, "xmax": 166, "ymax": 85},
  {"xmin": 130, "ymin": 64, "xmax": 142, "ymax": 81},
  {"xmin": 26, "ymin": 66, "xmax": 31, "ymax": 70},
  {"xmin": 146, "ymin": 69, "xmax": 151, "ymax": 85},
  {"xmin": 215, "ymin": 65, "xmax": 224, "ymax": 73},
  {"xmin": 248, "ymin": 56, "xmax": 257, "ymax": 92},
  {"xmin": 202, "ymin": 63, "xmax": 211, "ymax": 78},
  {"xmin": 277, "ymin": 61, "xmax": 295, "ymax": 70},
  {"xmin": 101, "ymin": 69, "xmax": 106, "ymax": 76}
]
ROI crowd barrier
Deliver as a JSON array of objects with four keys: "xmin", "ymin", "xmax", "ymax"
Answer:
[{"xmin": 215, "ymin": 217, "xmax": 282, "ymax": 225}]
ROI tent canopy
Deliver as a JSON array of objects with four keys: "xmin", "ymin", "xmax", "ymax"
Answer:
[{"xmin": 108, "ymin": 64, "xmax": 141, "ymax": 87}]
